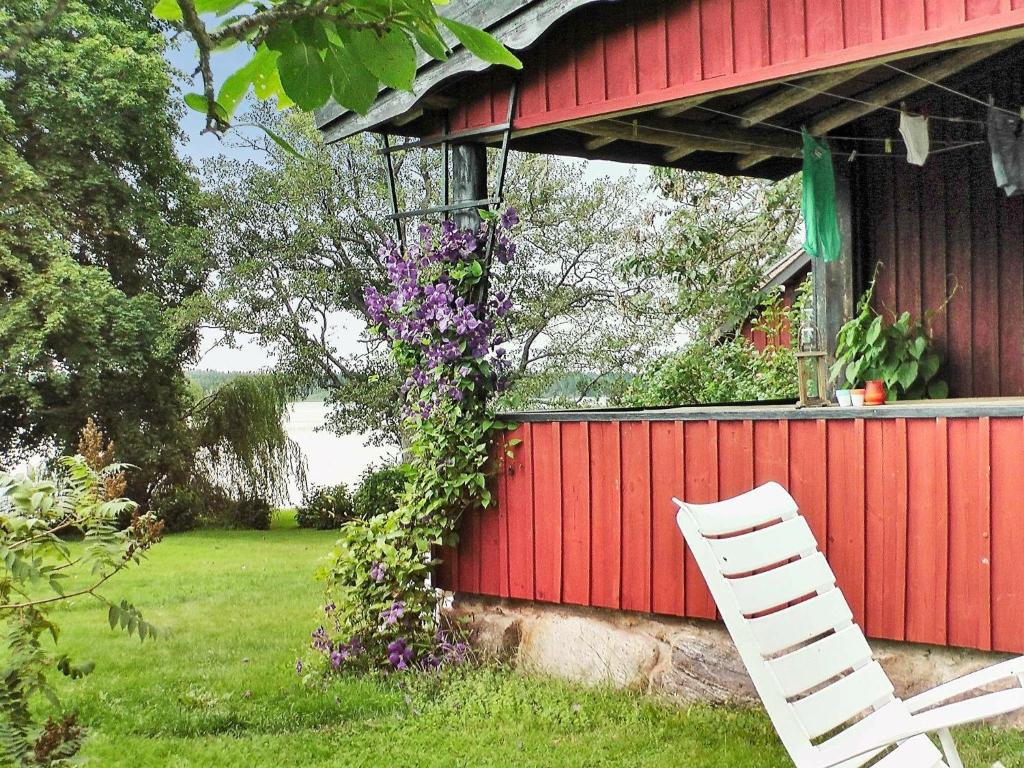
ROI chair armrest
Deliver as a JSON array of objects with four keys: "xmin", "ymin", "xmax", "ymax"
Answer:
[
  {"xmin": 814, "ymin": 688, "xmax": 1024, "ymax": 768},
  {"xmin": 903, "ymin": 656, "xmax": 1024, "ymax": 713}
]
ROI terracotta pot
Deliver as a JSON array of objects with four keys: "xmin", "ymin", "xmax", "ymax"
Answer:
[{"xmin": 864, "ymin": 379, "xmax": 886, "ymax": 406}]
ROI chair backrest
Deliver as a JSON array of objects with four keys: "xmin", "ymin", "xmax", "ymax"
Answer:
[{"xmin": 674, "ymin": 482, "xmax": 901, "ymax": 768}]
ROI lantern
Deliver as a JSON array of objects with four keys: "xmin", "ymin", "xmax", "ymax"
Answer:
[{"xmin": 795, "ymin": 318, "xmax": 830, "ymax": 408}]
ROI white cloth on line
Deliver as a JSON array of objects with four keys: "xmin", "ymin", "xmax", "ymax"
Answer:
[{"xmin": 899, "ymin": 112, "xmax": 930, "ymax": 166}]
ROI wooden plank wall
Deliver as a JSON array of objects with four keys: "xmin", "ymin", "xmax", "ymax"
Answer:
[
  {"xmin": 438, "ymin": 416, "xmax": 1024, "ymax": 655},
  {"xmin": 448, "ymin": 0, "xmax": 1024, "ymax": 133},
  {"xmin": 856, "ymin": 71, "xmax": 1024, "ymax": 398}
]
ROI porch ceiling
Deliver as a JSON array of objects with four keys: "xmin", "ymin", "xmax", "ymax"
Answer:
[{"xmin": 366, "ymin": 34, "xmax": 1024, "ymax": 180}]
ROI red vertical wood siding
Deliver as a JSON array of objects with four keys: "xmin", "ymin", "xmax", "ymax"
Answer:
[
  {"xmin": 858, "ymin": 141, "xmax": 1024, "ymax": 398},
  {"xmin": 440, "ymin": 414, "xmax": 1024, "ymax": 655},
  {"xmin": 448, "ymin": 0, "xmax": 1024, "ymax": 132}
]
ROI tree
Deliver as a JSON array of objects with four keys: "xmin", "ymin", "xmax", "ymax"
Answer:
[
  {"xmin": 201, "ymin": 110, "xmax": 673, "ymax": 444},
  {"xmin": 150, "ymin": 0, "xmax": 521, "ymax": 137},
  {"xmin": 625, "ymin": 168, "xmax": 802, "ymax": 339},
  {"xmin": 0, "ymin": 0, "xmax": 206, "ymax": 501}
]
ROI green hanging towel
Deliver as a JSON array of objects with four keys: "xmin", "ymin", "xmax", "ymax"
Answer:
[{"xmin": 801, "ymin": 129, "xmax": 842, "ymax": 262}]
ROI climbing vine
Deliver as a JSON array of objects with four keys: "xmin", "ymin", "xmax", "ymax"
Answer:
[{"xmin": 305, "ymin": 213, "xmax": 519, "ymax": 675}]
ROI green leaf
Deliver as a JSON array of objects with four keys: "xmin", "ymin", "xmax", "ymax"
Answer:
[
  {"xmin": 217, "ymin": 46, "xmax": 276, "ymax": 117},
  {"xmin": 108, "ymin": 604, "xmax": 118, "ymax": 630},
  {"xmin": 865, "ymin": 315, "xmax": 882, "ymax": 345},
  {"xmin": 195, "ymin": 0, "xmax": 246, "ymax": 13},
  {"xmin": 276, "ymin": 43, "xmax": 332, "ymax": 111},
  {"xmin": 345, "ymin": 28, "xmax": 417, "ymax": 92},
  {"xmin": 440, "ymin": 17, "xmax": 523, "ymax": 70},
  {"xmin": 927, "ymin": 379, "xmax": 949, "ymax": 399},
  {"xmin": 919, "ymin": 352, "xmax": 940, "ymax": 381},
  {"xmin": 911, "ymin": 335, "xmax": 928, "ymax": 360},
  {"xmin": 896, "ymin": 360, "xmax": 919, "ymax": 390},
  {"xmin": 325, "ymin": 45, "xmax": 380, "ymax": 115},
  {"xmin": 183, "ymin": 93, "xmax": 228, "ymax": 123},
  {"xmin": 152, "ymin": 0, "xmax": 182, "ymax": 21},
  {"xmin": 412, "ymin": 22, "xmax": 450, "ymax": 61}
]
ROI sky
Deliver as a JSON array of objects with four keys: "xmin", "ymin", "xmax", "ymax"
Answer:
[{"xmin": 168, "ymin": 37, "xmax": 648, "ymax": 373}]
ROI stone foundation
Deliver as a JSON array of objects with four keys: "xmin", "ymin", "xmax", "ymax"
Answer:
[{"xmin": 449, "ymin": 594, "xmax": 1023, "ymax": 727}]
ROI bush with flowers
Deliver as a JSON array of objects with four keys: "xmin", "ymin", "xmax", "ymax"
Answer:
[{"xmin": 303, "ymin": 211, "xmax": 519, "ymax": 676}]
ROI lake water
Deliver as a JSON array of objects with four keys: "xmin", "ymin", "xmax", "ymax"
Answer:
[{"xmin": 284, "ymin": 401, "xmax": 397, "ymax": 505}]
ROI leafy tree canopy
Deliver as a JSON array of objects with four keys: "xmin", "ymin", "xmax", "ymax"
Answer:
[
  {"xmin": 0, "ymin": 0, "xmax": 206, "ymax": 501},
  {"xmin": 201, "ymin": 110, "xmax": 675, "ymax": 444}
]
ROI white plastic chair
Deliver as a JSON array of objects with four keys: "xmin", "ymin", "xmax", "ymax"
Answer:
[{"xmin": 674, "ymin": 482, "xmax": 1024, "ymax": 768}]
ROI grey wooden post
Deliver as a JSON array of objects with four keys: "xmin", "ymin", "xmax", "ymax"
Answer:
[
  {"xmin": 813, "ymin": 160, "xmax": 856, "ymax": 371},
  {"xmin": 452, "ymin": 143, "xmax": 487, "ymax": 230}
]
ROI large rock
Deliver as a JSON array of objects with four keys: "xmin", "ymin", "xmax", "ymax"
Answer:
[{"xmin": 448, "ymin": 594, "xmax": 1023, "ymax": 728}]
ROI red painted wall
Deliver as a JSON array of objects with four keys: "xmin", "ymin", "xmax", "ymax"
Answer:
[
  {"xmin": 437, "ymin": 415, "xmax": 1024, "ymax": 655},
  {"xmin": 448, "ymin": 0, "xmax": 1024, "ymax": 134},
  {"xmin": 856, "ymin": 137, "xmax": 1024, "ymax": 399}
]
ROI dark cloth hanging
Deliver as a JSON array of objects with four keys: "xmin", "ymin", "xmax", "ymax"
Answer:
[
  {"xmin": 988, "ymin": 106, "xmax": 1024, "ymax": 197},
  {"xmin": 801, "ymin": 130, "xmax": 842, "ymax": 262}
]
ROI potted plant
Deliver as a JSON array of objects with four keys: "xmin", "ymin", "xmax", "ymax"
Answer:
[{"xmin": 831, "ymin": 275, "xmax": 948, "ymax": 403}]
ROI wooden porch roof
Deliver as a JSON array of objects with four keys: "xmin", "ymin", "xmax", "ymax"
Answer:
[{"xmin": 315, "ymin": 1, "xmax": 1024, "ymax": 180}]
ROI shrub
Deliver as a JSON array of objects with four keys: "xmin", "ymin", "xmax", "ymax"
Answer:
[
  {"xmin": 296, "ymin": 484, "xmax": 354, "ymax": 530},
  {"xmin": 623, "ymin": 336, "xmax": 797, "ymax": 406},
  {"xmin": 149, "ymin": 484, "xmax": 203, "ymax": 533},
  {"xmin": 231, "ymin": 494, "xmax": 273, "ymax": 530},
  {"xmin": 353, "ymin": 464, "xmax": 406, "ymax": 519},
  {"xmin": 0, "ymin": 420, "xmax": 160, "ymax": 764}
]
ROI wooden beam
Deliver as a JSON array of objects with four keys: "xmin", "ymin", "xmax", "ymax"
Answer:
[
  {"xmin": 584, "ymin": 136, "xmax": 617, "ymax": 150},
  {"xmin": 392, "ymin": 108, "xmax": 425, "ymax": 127},
  {"xmin": 573, "ymin": 119, "xmax": 800, "ymax": 159},
  {"xmin": 737, "ymin": 39, "xmax": 1016, "ymax": 170},
  {"xmin": 658, "ymin": 94, "xmax": 716, "ymax": 118},
  {"xmin": 814, "ymin": 161, "xmax": 856, "ymax": 378},
  {"xmin": 736, "ymin": 66, "xmax": 873, "ymax": 128},
  {"xmin": 664, "ymin": 146, "xmax": 698, "ymax": 163}
]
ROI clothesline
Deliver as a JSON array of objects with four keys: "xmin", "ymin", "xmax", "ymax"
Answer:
[
  {"xmin": 693, "ymin": 103, "xmax": 975, "ymax": 146},
  {"xmin": 606, "ymin": 118, "xmax": 983, "ymax": 161},
  {"xmin": 778, "ymin": 80, "xmax": 986, "ymax": 125},
  {"xmin": 881, "ymin": 61, "xmax": 1021, "ymax": 120}
]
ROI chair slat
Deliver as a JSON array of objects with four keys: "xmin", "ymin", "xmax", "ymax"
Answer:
[
  {"xmin": 709, "ymin": 516, "xmax": 818, "ymax": 576},
  {"xmin": 872, "ymin": 736, "xmax": 946, "ymax": 768},
  {"xmin": 675, "ymin": 481, "xmax": 797, "ymax": 536},
  {"xmin": 748, "ymin": 588, "xmax": 854, "ymax": 656},
  {"xmin": 816, "ymin": 701, "xmax": 917, "ymax": 768},
  {"xmin": 791, "ymin": 662, "xmax": 894, "ymax": 739},
  {"xmin": 728, "ymin": 552, "xmax": 835, "ymax": 615},
  {"xmin": 769, "ymin": 625, "xmax": 873, "ymax": 698}
]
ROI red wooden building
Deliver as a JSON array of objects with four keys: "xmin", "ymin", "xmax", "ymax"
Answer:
[{"xmin": 318, "ymin": 1, "xmax": 1024, "ymax": 657}]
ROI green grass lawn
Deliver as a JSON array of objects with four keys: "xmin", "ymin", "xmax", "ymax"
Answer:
[{"xmin": 49, "ymin": 513, "xmax": 1024, "ymax": 767}]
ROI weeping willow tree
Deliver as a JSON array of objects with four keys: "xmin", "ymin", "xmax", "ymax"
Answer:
[{"xmin": 190, "ymin": 374, "xmax": 306, "ymax": 505}]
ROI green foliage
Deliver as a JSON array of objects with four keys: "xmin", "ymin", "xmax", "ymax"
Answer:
[
  {"xmin": 0, "ymin": 435, "xmax": 161, "ymax": 765},
  {"xmin": 203, "ymin": 112, "xmax": 672, "ymax": 443},
  {"xmin": 0, "ymin": 0, "xmax": 207, "ymax": 503},
  {"xmin": 623, "ymin": 336, "xmax": 797, "ymax": 407},
  {"xmin": 296, "ymin": 485, "xmax": 355, "ymax": 530},
  {"xmin": 623, "ymin": 285, "xmax": 806, "ymax": 407},
  {"xmin": 190, "ymin": 373, "xmax": 306, "ymax": 505},
  {"xmin": 831, "ymin": 275, "xmax": 948, "ymax": 400},
  {"xmin": 625, "ymin": 170, "xmax": 802, "ymax": 338},
  {"xmin": 149, "ymin": 485, "xmax": 203, "ymax": 534},
  {"xmin": 157, "ymin": 0, "xmax": 521, "ymax": 133},
  {"xmin": 229, "ymin": 494, "xmax": 273, "ymax": 531},
  {"xmin": 352, "ymin": 464, "xmax": 406, "ymax": 520}
]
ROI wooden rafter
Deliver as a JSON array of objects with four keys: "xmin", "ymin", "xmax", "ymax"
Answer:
[
  {"xmin": 572, "ymin": 117, "xmax": 800, "ymax": 160},
  {"xmin": 736, "ymin": 65, "xmax": 873, "ymax": 128},
  {"xmin": 737, "ymin": 39, "xmax": 1015, "ymax": 170},
  {"xmin": 584, "ymin": 135, "xmax": 617, "ymax": 150}
]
